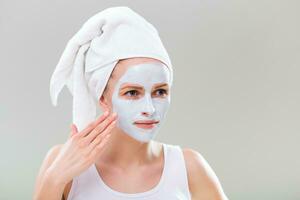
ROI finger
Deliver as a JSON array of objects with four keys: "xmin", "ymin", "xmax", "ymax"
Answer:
[
  {"xmin": 69, "ymin": 124, "xmax": 78, "ymax": 138},
  {"xmin": 84, "ymin": 113, "xmax": 117, "ymax": 143},
  {"xmin": 95, "ymin": 133, "xmax": 112, "ymax": 152},
  {"xmin": 88, "ymin": 120, "xmax": 116, "ymax": 151},
  {"xmin": 88, "ymin": 131, "xmax": 113, "ymax": 160},
  {"xmin": 78, "ymin": 111, "xmax": 109, "ymax": 138}
]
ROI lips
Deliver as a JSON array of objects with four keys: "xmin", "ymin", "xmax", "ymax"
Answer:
[
  {"xmin": 134, "ymin": 120, "xmax": 159, "ymax": 124},
  {"xmin": 133, "ymin": 120, "xmax": 159, "ymax": 129}
]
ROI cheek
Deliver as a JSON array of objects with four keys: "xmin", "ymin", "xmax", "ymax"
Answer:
[
  {"xmin": 112, "ymin": 98, "xmax": 132, "ymax": 113},
  {"xmin": 111, "ymin": 95, "xmax": 137, "ymax": 122},
  {"xmin": 153, "ymin": 98, "xmax": 170, "ymax": 115}
]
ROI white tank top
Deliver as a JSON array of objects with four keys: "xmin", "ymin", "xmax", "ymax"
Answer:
[{"xmin": 67, "ymin": 143, "xmax": 192, "ymax": 200}]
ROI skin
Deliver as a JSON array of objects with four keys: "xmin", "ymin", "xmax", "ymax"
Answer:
[{"xmin": 33, "ymin": 57, "xmax": 228, "ymax": 200}]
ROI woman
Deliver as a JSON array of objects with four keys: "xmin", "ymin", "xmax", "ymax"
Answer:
[{"xmin": 33, "ymin": 7, "xmax": 228, "ymax": 200}]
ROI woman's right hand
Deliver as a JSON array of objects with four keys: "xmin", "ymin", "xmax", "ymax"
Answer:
[{"xmin": 45, "ymin": 111, "xmax": 117, "ymax": 186}]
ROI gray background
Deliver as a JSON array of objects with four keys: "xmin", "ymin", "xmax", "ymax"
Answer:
[{"xmin": 1, "ymin": 0, "xmax": 299, "ymax": 199}]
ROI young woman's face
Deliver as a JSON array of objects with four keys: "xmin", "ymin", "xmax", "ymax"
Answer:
[{"xmin": 100, "ymin": 57, "xmax": 171, "ymax": 142}]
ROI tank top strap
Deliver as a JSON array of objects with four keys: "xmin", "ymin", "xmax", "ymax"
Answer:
[
  {"xmin": 67, "ymin": 164, "xmax": 100, "ymax": 200},
  {"xmin": 163, "ymin": 143, "xmax": 191, "ymax": 199}
]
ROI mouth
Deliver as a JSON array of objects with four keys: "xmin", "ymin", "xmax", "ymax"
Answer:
[{"xmin": 133, "ymin": 120, "xmax": 159, "ymax": 129}]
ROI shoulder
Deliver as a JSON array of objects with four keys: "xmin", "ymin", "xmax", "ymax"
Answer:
[
  {"xmin": 182, "ymin": 148, "xmax": 228, "ymax": 200},
  {"xmin": 37, "ymin": 144, "xmax": 63, "ymax": 177},
  {"xmin": 46, "ymin": 144, "xmax": 63, "ymax": 160}
]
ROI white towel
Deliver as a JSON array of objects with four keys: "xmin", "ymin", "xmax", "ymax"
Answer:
[{"xmin": 49, "ymin": 6, "xmax": 173, "ymax": 131}]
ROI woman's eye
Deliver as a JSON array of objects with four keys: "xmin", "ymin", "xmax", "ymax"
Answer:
[
  {"xmin": 154, "ymin": 89, "xmax": 167, "ymax": 96},
  {"xmin": 124, "ymin": 90, "xmax": 139, "ymax": 97}
]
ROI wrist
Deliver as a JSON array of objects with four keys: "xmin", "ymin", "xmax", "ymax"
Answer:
[{"xmin": 44, "ymin": 166, "xmax": 67, "ymax": 188}]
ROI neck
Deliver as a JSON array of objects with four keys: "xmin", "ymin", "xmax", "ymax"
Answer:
[{"xmin": 95, "ymin": 127, "xmax": 161, "ymax": 170}]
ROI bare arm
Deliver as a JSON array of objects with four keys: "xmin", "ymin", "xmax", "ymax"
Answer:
[
  {"xmin": 33, "ymin": 111, "xmax": 117, "ymax": 200},
  {"xmin": 33, "ymin": 145, "xmax": 66, "ymax": 200},
  {"xmin": 183, "ymin": 148, "xmax": 229, "ymax": 200}
]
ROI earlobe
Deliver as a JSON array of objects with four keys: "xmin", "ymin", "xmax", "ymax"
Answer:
[{"xmin": 99, "ymin": 95, "xmax": 109, "ymax": 111}]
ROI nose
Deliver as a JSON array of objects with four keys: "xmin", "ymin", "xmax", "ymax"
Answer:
[{"xmin": 141, "ymin": 94, "xmax": 155, "ymax": 116}]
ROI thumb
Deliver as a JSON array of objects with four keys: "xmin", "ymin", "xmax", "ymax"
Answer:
[{"xmin": 69, "ymin": 123, "xmax": 78, "ymax": 138}]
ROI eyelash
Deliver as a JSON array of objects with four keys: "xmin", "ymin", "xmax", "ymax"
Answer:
[
  {"xmin": 155, "ymin": 89, "xmax": 167, "ymax": 96},
  {"xmin": 124, "ymin": 90, "xmax": 139, "ymax": 97},
  {"xmin": 124, "ymin": 89, "xmax": 167, "ymax": 97}
]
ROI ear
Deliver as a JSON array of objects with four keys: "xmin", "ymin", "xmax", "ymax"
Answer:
[{"xmin": 99, "ymin": 95, "xmax": 110, "ymax": 112}]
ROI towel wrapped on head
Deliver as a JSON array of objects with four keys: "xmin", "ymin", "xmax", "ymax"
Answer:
[{"xmin": 49, "ymin": 6, "xmax": 173, "ymax": 131}]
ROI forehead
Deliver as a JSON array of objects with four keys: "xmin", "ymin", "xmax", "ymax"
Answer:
[{"xmin": 118, "ymin": 62, "xmax": 170, "ymax": 84}]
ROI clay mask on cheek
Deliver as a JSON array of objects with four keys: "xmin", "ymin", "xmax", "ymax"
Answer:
[{"xmin": 111, "ymin": 62, "xmax": 171, "ymax": 142}]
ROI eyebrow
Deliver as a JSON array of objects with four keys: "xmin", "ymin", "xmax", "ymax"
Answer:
[
  {"xmin": 120, "ymin": 83, "xmax": 143, "ymax": 90},
  {"xmin": 154, "ymin": 83, "xmax": 168, "ymax": 88},
  {"xmin": 120, "ymin": 82, "xmax": 168, "ymax": 90}
]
